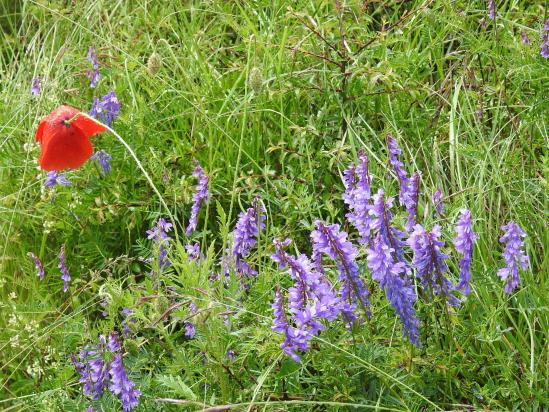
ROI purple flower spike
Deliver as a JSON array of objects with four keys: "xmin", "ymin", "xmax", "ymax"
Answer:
[
  {"xmin": 541, "ymin": 20, "xmax": 549, "ymax": 58},
  {"xmin": 27, "ymin": 252, "xmax": 44, "ymax": 280},
  {"xmin": 71, "ymin": 337, "xmax": 109, "ymax": 401},
  {"xmin": 58, "ymin": 245, "xmax": 70, "ymax": 293},
  {"xmin": 487, "ymin": 0, "xmax": 496, "ymax": 20},
  {"xmin": 272, "ymin": 238, "xmax": 340, "ymax": 321},
  {"xmin": 90, "ymin": 150, "xmax": 112, "ymax": 176},
  {"xmin": 184, "ymin": 322, "xmax": 196, "ymax": 338},
  {"xmin": 225, "ymin": 197, "xmax": 265, "ymax": 277},
  {"xmin": 408, "ymin": 224, "xmax": 459, "ymax": 306},
  {"xmin": 185, "ymin": 242, "xmax": 202, "ymax": 262},
  {"xmin": 146, "ymin": 218, "xmax": 173, "ymax": 270},
  {"xmin": 404, "ymin": 172, "xmax": 420, "ymax": 232},
  {"xmin": 44, "ymin": 171, "xmax": 71, "ymax": 188},
  {"xmin": 186, "ymin": 162, "xmax": 209, "ymax": 236},
  {"xmin": 453, "ymin": 209, "xmax": 478, "ymax": 296},
  {"xmin": 108, "ymin": 332, "xmax": 122, "ymax": 353},
  {"xmin": 31, "ymin": 76, "xmax": 40, "ymax": 95},
  {"xmin": 311, "ymin": 221, "xmax": 370, "ymax": 321},
  {"xmin": 370, "ymin": 189, "xmax": 407, "ymax": 264},
  {"xmin": 121, "ymin": 308, "xmax": 134, "ymax": 317},
  {"xmin": 387, "ymin": 134, "xmax": 410, "ymax": 206},
  {"xmin": 367, "ymin": 235, "xmax": 420, "ymax": 345},
  {"xmin": 433, "ymin": 189, "xmax": 444, "ymax": 217},
  {"xmin": 90, "ymin": 91, "xmax": 120, "ymax": 127},
  {"xmin": 497, "ymin": 221, "xmax": 529, "ymax": 294},
  {"xmin": 272, "ymin": 288, "xmax": 311, "ymax": 362},
  {"xmin": 87, "ymin": 47, "xmax": 100, "ymax": 88},
  {"xmin": 521, "ymin": 30, "xmax": 531, "ymax": 45},
  {"xmin": 342, "ymin": 150, "xmax": 373, "ymax": 244},
  {"xmin": 109, "ymin": 354, "xmax": 141, "ymax": 411}
]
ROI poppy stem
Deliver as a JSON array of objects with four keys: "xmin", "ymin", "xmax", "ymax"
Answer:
[
  {"xmin": 75, "ymin": 112, "xmax": 180, "ymax": 242},
  {"xmin": 64, "ymin": 113, "xmax": 80, "ymax": 125}
]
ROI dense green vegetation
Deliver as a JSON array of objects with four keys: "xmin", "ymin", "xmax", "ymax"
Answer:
[{"xmin": 1, "ymin": 1, "xmax": 547, "ymax": 411}]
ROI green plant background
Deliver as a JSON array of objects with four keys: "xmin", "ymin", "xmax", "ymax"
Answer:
[{"xmin": 0, "ymin": 0, "xmax": 547, "ymax": 410}]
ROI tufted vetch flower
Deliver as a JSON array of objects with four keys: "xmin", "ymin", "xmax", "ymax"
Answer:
[
  {"xmin": 386, "ymin": 134, "xmax": 410, "ymax": 206},
  {"xmin": 311, "ymin": 221, "xmax": 370, "ymax": 322},
  {"xmin": 87, "ymin": 47, "xmax": 100, "ymax": 88},
  {"xmin": 342, "ymin": 150, "xmax": 373, "ymax": 244},
  {"xmin": 44, "ymin": 171, "xmax": 71, "ymax": 188},
  {"xmin": 497, "ymin": 221, "xmax": 529, "ymax": 294},
  {"xmin": 408, "ymin": 224, "xmax": 459, "ymax": 306},
  {"xmin": 453, "ymin": 209, "xmax": 478, "ymax": 296},
  {"xmin": 90, "ymin": 91, "xmax": 120, "ymax": 127},
  {"xmin": 272, "ymin": 238, "xmax": 340, "ymax": 321},
  {"xmin": 31, "ymin": 76, "xmax": 40, "ymax": 95},
  {"xmin": 370, "ymin": 189, "xmax": 407, "ymax": 264},
  {"xmin": 225, "ymin": 197, "xmax": 265, "ymax": 277},
  {"xmin": 109, "ymin": 354, "xmax": 141, "ymax": 411},
  {"xmin": 146, "ymin": 218, "xmax": 173, "ymax": 270},
  {"xmin": 90, "ymin": 150, "xmax": 112, "ymax": 176},
  {"xmin": 367, "ymin": 235, "xmax": 420, "ymax": 345},
  {"xmin": 186, "ymin": 161, "xmax": 209, "ymax": 236},
  {"xmin": 27, "ymin": 252, "xmax": 45, "ymax": 280},
  {"xmin": 58, "ymin": 245, "xmax": 71, "ymax": 293}
]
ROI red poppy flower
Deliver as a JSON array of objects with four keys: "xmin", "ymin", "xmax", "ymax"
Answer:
[{"xmin": 35, "ymin": 105, "xmax": 106, "ymax": 171}]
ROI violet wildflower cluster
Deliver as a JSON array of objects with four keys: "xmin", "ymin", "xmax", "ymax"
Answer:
[
  {"xmin": 271, "ymin": 238, "xmax": 342, "ymax": 361},
  {"xmin": 272, "ymin": 287, "xmax": 324, "ymax": 362},
  {"xmin": 387, "ymin": 134, "xmax": 409, "ymax": 206},
  {"xmin": 90, "ymin": 91, "xmax": 120, "ymax": 127},
  {"xmin": 186, "ymin": 162, "xmax": 209, "ymax": 236},
  {"xmin": 272, "ymin": 239, "xmax": 340, "ymax": 320},
  {"xmin": 90, "ymin": 150, "xmax": 113, "ymax": 176},
  {"xmin": 185, "ymin": 243, "xmax": 201, "ymax": 262},
  {"xmin": 408, "ymin": 224, "xmax": 459, "ymax": 306},
  {"xmin": 541, "ymin": 19, "xmax": 549, "ymax": 58},
  {"xmin": 58, "ymin": 245, "xmax": 71, "ymax": 293},
  {"xmin": 184, "ymin": 302, "xmax": 198, "ymax": 339},
  {"xmin": 27, "ymin": 252, "xmax": 44, "ymax": 280},
  {"xmin": 367, "ymin": 235, "xmax": 420, "ymax": 345},
  {"xmin": 31, "ymin": 76, "xmax": 40, "ymax": 95},
  {"xmin": 487, "ymin": 0, "xmax": 496, "ymax": 21},
  {"xmin": 497, "ymin": 221, "xmax": 529, "ymax": 294},
  {"xmin": 109, "ymin": 354, "xmax": 141, "ymax": 411},
  {"xmin": 87, "ymin": 47, "xmax": 100, "ymax": 88},
  {"xmin": 71, "ymin": 335, "xmax": 108, "ymax": 400},
  {"xmin": 146, "ymin": 218, "xmax": 173, "ymax": 270},
  {"xmin": 342, "ymin": 150, "xmax": 372, "ymax": 244},
  {"xmin": 386, "ymin": 135, "xmax": 420, "ymax": 232},
  {"xmin": 370, "ymin": 189, "xmax": 407, "ymax": 264},
  {"xmin": 121, "ymin": 308, "xmax": 134, "ymax": 337},
  {"xmin": 521, "ymin": 30, "xmax": 531, "ymax": 45},
  {"xmin": 73, "ymin": 332, "xmax": 140, "ymax": 411},
  {"xmin": 433, "ymin": 189, "xmax": 444, "ymax": 216},
  {"xmin": 312, "ymin": 221, "xmax": 370, "ymax": 322},
  {"xmin": 225, "ymin": 197, "xmax": 265, "ymax": 277},
  {"xmin": 404, "ymin": 172, "xmax": 420, "ymax": 232},
  {"xmin": 453, "ymin": 209, "xmax": 478, "ymax": 296},
  {"xmin": 44, "ymin": 171, "xmax": 71, "ymax": 188}
]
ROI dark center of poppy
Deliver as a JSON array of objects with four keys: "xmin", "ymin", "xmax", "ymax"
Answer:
[{"xmin": 62, "ymin": 117, "xmax": 72, "ymax": 127}]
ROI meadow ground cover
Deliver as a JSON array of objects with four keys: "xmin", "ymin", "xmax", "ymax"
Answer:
[{"xmin": 0, "ymin": 0, "xmax": 547, "ymax": 411}]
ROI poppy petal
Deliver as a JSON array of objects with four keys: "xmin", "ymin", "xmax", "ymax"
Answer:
[
  {"xmin": 39, "ymin": 124, "xmax": 93, "ymax": 171},
  {"xmin": 72, "ymin": 114, "xmax": 107, "ymax": 137},
  {"xmin": 35, "ymin": 105, "xmax": 108, "ymax": 171},
  {"xmin": 35, "ymin": 120, "xmax": 46, "ymax": 143}
]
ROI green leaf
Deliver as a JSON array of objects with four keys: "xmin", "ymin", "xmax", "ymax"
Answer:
[{"xmin": 156, "ymin": 375, "xmax": 197, "ymax": 400}]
